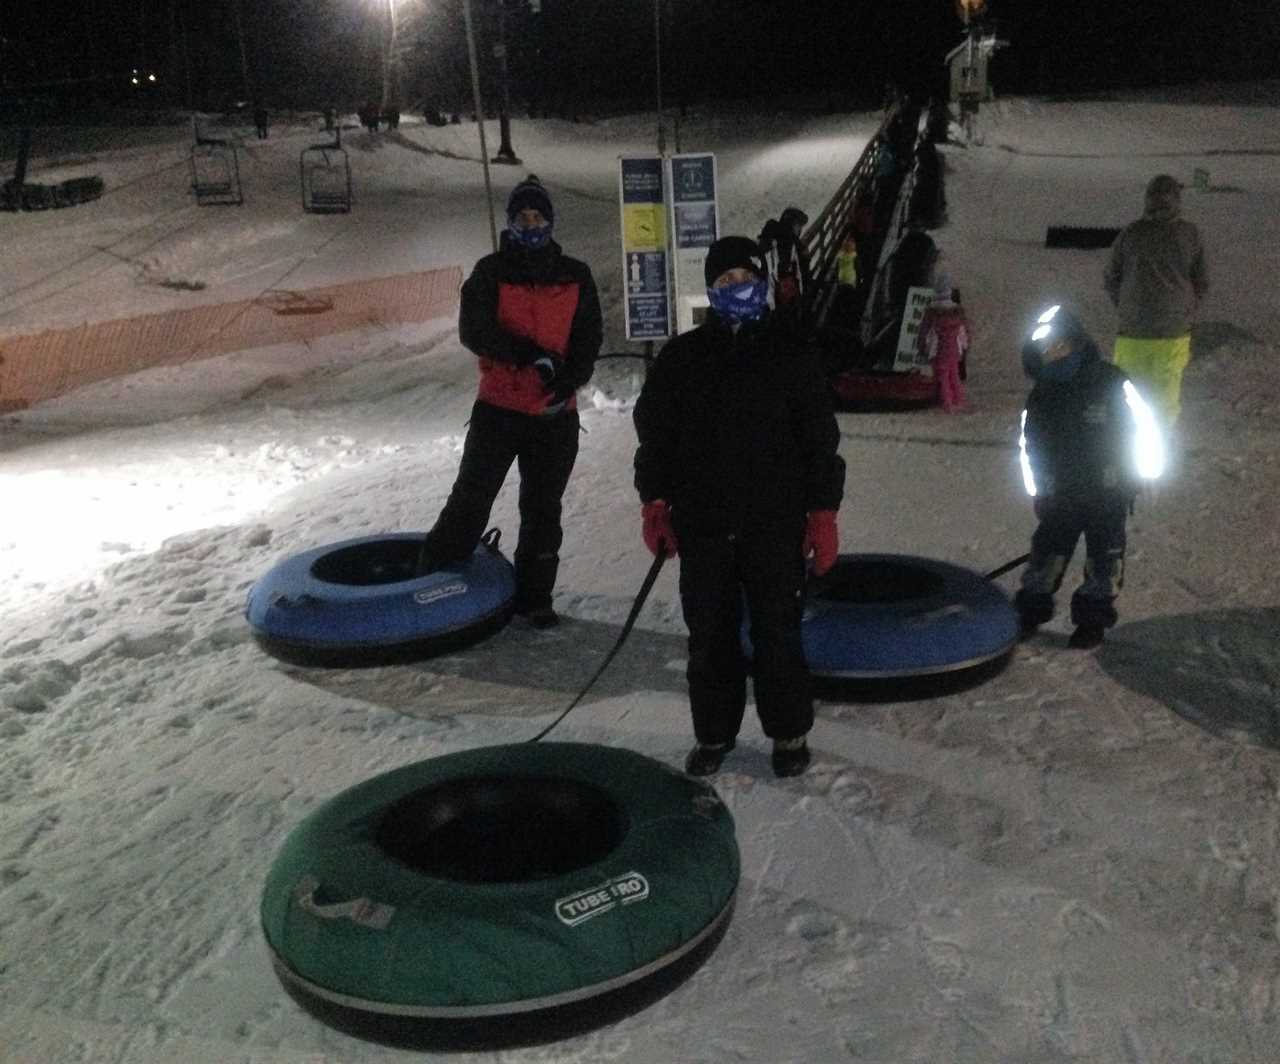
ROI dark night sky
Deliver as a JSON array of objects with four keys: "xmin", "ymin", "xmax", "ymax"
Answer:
[{"xmin": 5, "ymin": 1, "xmax": 1279, "ymax": 114}]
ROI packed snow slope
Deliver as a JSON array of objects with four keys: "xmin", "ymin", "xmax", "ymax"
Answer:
[{"xmin": 2, "ymin": 84, "xmax": 1279, "ymax": 1064}]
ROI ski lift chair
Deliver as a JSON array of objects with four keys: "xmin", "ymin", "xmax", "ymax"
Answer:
[
  {"xmin": 189, "ymin": 137, "xmax": 244, "ymax": 206},
  {"xmin": 300, "ymin": 136, "xmax": 352, "ymax": 214}
]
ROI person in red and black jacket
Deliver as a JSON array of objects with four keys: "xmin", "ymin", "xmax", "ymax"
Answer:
[
  {"xmin": 634, "ymin": 236, "xmax": 846, "ymax": 779},
  {"xmin": 421, "ymin": 175, "xmax": 603, "ymax": 628}
]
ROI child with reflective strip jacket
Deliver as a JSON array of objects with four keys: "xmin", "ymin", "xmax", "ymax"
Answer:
[{"xmin": 1016, "ymin": 304, "xmax": 1165, "ymax": 649}]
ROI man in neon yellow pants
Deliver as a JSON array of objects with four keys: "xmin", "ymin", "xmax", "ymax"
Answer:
[{"xmin": 1103, "ymin": 174, "xmax": 1209, "ymax": 431}]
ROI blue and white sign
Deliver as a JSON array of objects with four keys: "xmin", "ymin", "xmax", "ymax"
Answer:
[
  {"xmin": 667, "ymin": 153, "xmax": 719, "ymax": 333},
  {"xmin": 619, "ymin": 156, "xmax": 671, "ymax": 341}
]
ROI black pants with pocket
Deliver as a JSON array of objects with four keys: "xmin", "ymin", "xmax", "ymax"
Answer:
[
  {"xmin": 1015, "ymin": 493, "xmax": 1128, "ymax": 630},
  {"xmin": 425, "ymin": 400, "xmax": 580, "ymax": 612},
  {"xmin": 677, "ymin": 526, "xmax": 813, "ymax": 746}
]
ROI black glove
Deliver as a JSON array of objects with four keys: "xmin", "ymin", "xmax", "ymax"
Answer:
[
  {"xmin": 502, "ymin": 338, "xmax": 538, "ymax": 365},
  {"xmin": 533, "ymin": 355, "xmax": 558, "ymax": 387},
  {"xmin": 548, "ymin": 376, "xmax": 578, "ymax": 404}
]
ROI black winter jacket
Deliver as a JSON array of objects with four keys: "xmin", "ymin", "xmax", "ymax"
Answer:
[
  {"xmin": 634, "ymin": 314, "xmax": 845, "ymax": 537},
  {"xmin": 1022, "ymin": 341, "xmax": 1143, "ymax": 501},
  {"xmin": 758, "ymin": 218, "xmax": 813, "ymax": 297}
]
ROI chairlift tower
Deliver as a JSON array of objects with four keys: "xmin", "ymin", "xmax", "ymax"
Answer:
[{"xmin": 945, "ymin": 6, "xmax": 1008, "ymax": 144}]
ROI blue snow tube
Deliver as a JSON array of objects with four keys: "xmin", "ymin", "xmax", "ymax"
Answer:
[
  {"xmin": 747, "ymin": 553, "xmax": 1018, "ymax": 680},
  {"xmin": 261, "ymin": 742, "xmax": 739, "ymax": 1050},
  {"xmin": 246, "ymin": 529, "xmax": 515, "ymax": 667}
]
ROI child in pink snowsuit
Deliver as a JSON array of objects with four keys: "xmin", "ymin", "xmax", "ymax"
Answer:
[{"xmin": 918, "ymin": 274, "xmax": 969, "ymax": 411}]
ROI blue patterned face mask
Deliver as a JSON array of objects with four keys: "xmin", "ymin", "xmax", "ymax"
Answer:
[
  {"xmin": 508, "ymin": 219, "xmax": 553, "ymax": 250},
  {"xmin": 706, "ymin": 278, "xmax": 770, "ymax": 323}
]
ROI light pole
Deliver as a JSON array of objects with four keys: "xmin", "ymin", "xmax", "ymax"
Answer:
[
  {"xmin": 463, "ymin": 0, "xmax": 500, "ymax": 251},
  {"xmin": 381, "ymin": 0, "xmax": 400, "ymax": 114},
  {"xmin": 492, "ymin": 0, "xmax": 521, "ymax": 164},
  {"xmin": 653, "ymin": 0, "xmax": 665, "ymax": 154},
  {"xmin": 230, "ymin": 0, "xmax": 254, "ymax": 103}
]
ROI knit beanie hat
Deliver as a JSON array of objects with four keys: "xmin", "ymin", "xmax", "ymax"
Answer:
[
  {"xmin": 507, "ymin": 174, "xmax": 554, "ymax": 224},
  {"xmin": 704, "ymin": 235, "xmax": 766, "ymax": 287}
]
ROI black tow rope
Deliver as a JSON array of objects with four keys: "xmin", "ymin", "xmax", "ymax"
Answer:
[
  {"xmin": 984, "ymin": 552, "xmax": 1030, "ymax": 581},
  {"xmin": 527, "ymin": 545, "xmax": 1024, "ymax": 742},
  {"xmin": 528, "ymin": 547, "xmax": 669, "ymax": 742}
]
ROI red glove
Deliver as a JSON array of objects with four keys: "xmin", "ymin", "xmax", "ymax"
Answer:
[
  {"xmin": 803, "ymin": 510, "xmax": 838, "ymax": 576},
  {"xmin": 641, "ymin": 500, "xmax": 678, "ymax": 557}
]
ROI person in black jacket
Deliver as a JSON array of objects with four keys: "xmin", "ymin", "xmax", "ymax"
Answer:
[
  {"xmin": 1016, "ymin": 304, "xmax": 1165, "ymax": 649},
  {"xmin": 757, "ymin": 206, "xmax": 812, "ymax": 332},
  {"xmin": 420, "ymin": 176, "xmax": 603, "ymax": 627},
  {"xmin": 634, "ymin": 236, "xmax": 846, "ymax": 777}
]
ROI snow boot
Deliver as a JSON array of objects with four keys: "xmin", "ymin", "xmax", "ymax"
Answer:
[
  {"xmin": 516, "ymin": 605, "xmax": 560, "ymax": 630},
  {"xmin": 771, "ymin": 736, "xmax": 811, "ymax": 778},
  {"xmin": 684, "ymin": 740, "xmax": 735, "ymax": 777},
  {"xmin": 1067, "ymin": 624, "xmax": 1105, "ymax": 650}
]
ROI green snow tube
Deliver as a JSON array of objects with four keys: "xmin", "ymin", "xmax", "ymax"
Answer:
[{"xmin": 261, "ymin": 742, "xmax": 739, "ymax": 1049}]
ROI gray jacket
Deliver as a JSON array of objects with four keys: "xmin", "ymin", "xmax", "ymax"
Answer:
[{"xmin": 1104, "ymin": 206, "xmax": 1208, "ymax": 339}]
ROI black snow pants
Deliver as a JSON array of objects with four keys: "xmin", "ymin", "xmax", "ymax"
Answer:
[
  {"xmin": 1014, "ymin": 493, "xmax": 1128, "ymax": 630},
  {"xmin": 677, "ymin": 526, "xmax": 813, "ymax": 746},
  {"xmin": 425, "ymin": 399, "xmax": 580, "ymax": 612}
]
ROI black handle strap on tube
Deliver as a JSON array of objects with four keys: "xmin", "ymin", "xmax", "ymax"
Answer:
[
  {"xmin": 984, "ymin": 552, "xmax": 1030, "ymax": 581},
  {"xmin": 528, "ymin": 545, "xmax": 670, "ymax": 742}
]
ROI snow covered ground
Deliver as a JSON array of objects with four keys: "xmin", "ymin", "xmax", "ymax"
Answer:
[{"xmin": 2, "ymin": 85, "xmax": 1279, "ymax": 1063}]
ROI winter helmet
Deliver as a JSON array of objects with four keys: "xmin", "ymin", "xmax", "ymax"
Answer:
[{"xmin": 1021, "ymin": 303, "xmax": 1089, "ymax": 380}]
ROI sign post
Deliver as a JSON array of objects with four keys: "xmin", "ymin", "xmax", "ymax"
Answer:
[
  {"xmin": 619, "ymin": 156, "xmax": 672, "ymax": 342},
  {"xmin": 667, "ymin": 153, "xmax": 719, "ymax": 334}
]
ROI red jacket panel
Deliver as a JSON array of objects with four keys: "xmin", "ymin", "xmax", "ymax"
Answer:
[{"xmin": 460, "ymin": 234, "xmax": 603, "ymax": 416}]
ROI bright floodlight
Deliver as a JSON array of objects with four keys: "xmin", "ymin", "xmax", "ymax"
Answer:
[
  {"xmin": 1037, "ymin": 305, "xmax": 1061, "ymax": 324},
  {"xmin": 1031, "ymin": 324, "xmax": 1052, "ymax": 343}
]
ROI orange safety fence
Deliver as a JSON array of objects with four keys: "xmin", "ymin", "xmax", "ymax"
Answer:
[{"xmin": 0, "ymin": 264, "xmax": 463, "ymax": 412}]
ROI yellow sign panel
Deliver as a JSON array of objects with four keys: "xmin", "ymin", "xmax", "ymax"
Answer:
[{"xmin": 623, "ymin": 204, "xmax": 666, "ymax": 251}]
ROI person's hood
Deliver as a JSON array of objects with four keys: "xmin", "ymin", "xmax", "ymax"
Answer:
[
  {"xmin": 779, "ymin": 206, "xmax": 808, "ymax": 231},
  {"xmin": 1143, "ymin": 174, "xmax": 1182, "ymax": 221}
]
